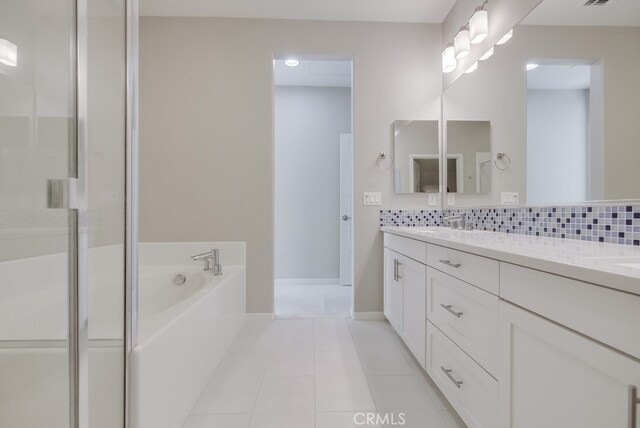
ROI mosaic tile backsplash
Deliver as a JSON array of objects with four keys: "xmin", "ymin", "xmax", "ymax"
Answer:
[{"xmin": 380, "ymin": 203, "xmax": 640, "ymax": 246}]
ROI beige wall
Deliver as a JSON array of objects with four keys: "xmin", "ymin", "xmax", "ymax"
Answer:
[
  {"xmin": 139, "ymin": 17, "xmax": 443, "ymax": 314},
  {"xmin": 443, "ymin": 25, "xmax": 640, "ymax": 207}
]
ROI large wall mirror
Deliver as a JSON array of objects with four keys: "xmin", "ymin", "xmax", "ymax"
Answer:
[
  {"xmin": 393, "ymin": 120, "xmax": 440, "ymax": 194},
  {"xmin": 443, "ymin": 0, "xmax": 640, "ymax": 207}
]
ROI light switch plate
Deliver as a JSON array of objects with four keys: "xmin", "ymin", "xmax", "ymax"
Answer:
[
  {"xmin": 501, "ymin": 192, "xmax": 520, "ymax": 205},
  {"xmin": 447, "ymin": 193, "xmax": 456, "ymax": 206},
  {"xmin": 363, "ymin": 192, "xmax": 381, "ymax": 206},
  {"xmin": 428, "ymin": 193, "xmax": 437, "ymax": 206}
]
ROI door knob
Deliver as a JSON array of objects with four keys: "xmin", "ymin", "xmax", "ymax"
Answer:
[{"xmin": 342, "ymin": 215, "xmax": 352, "ymax": 221}]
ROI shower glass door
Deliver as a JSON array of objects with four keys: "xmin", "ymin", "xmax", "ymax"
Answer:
[
  {"xmin": 0, "ymin": 0, "xmax": 127, "ymax": 426},
  {"xmin": 0, "ymin": 0, "xmax": 75, "ymax": 425}
]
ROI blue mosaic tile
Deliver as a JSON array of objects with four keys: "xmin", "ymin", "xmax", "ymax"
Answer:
[{"xmin": 380, "ymin": 203, "xmax": 640, "ymax": 247}]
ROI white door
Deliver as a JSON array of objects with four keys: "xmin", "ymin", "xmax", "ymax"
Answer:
[
  {"xmin": 499, "ymin": 301, "xmax": 640, "ymax": 428},
  {"xmin": 339, "ymin": 134, "xmax": 353, "ymax": 286}
]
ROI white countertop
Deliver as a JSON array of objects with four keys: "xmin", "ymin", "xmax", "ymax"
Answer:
[{"xmin": 381, "ymin": 226, "xmax": 640, "ymax": 296}]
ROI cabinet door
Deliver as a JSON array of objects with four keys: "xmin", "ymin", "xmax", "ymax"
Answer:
[
  {"xmin": 400, "ymin": 255, "xmax": 426, "ymax": 368},
  {"xmin": 383, "ymin": 248, "xmax": 403, "ymax": 333},
  {"xmin": 499, "ymin": 301, "xmax": 640, "ymax": 428}
]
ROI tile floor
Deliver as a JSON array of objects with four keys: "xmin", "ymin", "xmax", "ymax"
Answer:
[
  {"xmin": 183, "ymin": 318, "xmax": 466, "ymax": 428},
  {"xmin": 274, "ymin": 285, "xmax": 352, "ymax": 319}
]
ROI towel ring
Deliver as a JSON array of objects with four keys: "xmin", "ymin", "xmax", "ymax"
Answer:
[
  {"xmin": 495, "ymin": 152, "xmax": 511, "ymax": 171},
  {"xmin": 376, "ymin": 152, "xmax": 394, "ymax": 170}
]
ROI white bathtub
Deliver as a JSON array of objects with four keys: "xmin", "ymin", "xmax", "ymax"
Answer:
[{"xmin": 131, "ymin": 242, "xmax": 246, "ymax": 428}]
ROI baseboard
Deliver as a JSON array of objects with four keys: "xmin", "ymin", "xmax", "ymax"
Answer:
[
  {"xmin": 274, "ymin": 278, "xmax": 340, "ymax": 286},
  {"xmin": 352, "ymin": 311, "xmax": 386, "ymax": 320},
  {"xmin": 245, "ymin": 313, "xmax": 275, "ymax": 321}
]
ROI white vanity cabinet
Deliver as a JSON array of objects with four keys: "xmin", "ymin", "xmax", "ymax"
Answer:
[
  {"xmin": 383, "ymin": 247, "xmax": 404, "ymax": 333},
  {"xmin": 383, "ymin": 234, "xmax": 427, "ymax": 368},
  {"xmin": 499, "ymin": 301, "xmax": 640, "ymax": 428},
  {"xmin": 382, "ymin": 229, "xmax": 640, "ymax": 428}
]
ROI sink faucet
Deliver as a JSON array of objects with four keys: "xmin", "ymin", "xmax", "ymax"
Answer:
[
  {"xmin": 444, "ymin": 214, "xmax": 475, "ymax": 230},
  {"xmin": 191, "ymin": 249, "xmax": 223, "ymax": 275}
]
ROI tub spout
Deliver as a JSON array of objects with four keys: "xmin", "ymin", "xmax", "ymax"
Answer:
[{"xmin": 190, "ymin": 249, "xmax": 223, "ymax": 275}]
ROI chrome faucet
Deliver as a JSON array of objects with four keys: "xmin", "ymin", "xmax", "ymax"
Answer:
[
  {"xmin": 191, "ymin": 249, "xmax": 222, "ymax": 275},
  {"xmin": 444, "ymin": 214, "xmax": 474, "ymax": 230}
]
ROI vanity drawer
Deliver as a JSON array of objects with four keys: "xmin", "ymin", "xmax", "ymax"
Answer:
[
  {"xmin": 426, "ymin": 268, "xmax": 499, "ymax": 375},
  {"xmin": 384, "ymin": 233, "xmax": 427, "ymax": 264},
  {"xmin": 501, "ymin": 262, "xmax": 640, "ymax": 360},
  {"xmin": 426, "ymin": 321, "xmax": 498, "ymax": 428},
  {"xmin": 426, "ymin": 244, "xmax": 499, "ymax": 294}
]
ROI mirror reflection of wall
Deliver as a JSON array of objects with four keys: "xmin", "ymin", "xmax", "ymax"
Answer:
[
  {"xmin": 446, "ymin": 120, "xmax": 491, "ymax": 194},
  {"xmin": 393, "ymin": 120, "xmax": 439, "ymax": 194},
  {"xmin": 442, "ymin": 0, "xmax": 640, "ymax": 207}
]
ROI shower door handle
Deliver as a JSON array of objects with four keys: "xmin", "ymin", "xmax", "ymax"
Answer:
[
  {"xmin": 47, "ymin": 178, "xmax": 78, "ymax": 209},
  {"xmin": 342, "ymin": 215, "xmax": 352, "ymax": 221}
]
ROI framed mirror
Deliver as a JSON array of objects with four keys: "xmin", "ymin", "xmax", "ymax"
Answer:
[
  {"xmin": 393, "ymin": 120, "xmax": 440, "ymax": 194},
  {"xmin": 442, "ymin": 0, "xmax": 640, "ymax": 207}
]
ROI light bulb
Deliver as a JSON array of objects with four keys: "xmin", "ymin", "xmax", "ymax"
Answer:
[
  {"xmin": 526, "ymin": 63, "xmax": 539, "ymax": 71},
  {"xmin": 442, "ymin": 44, "xmax": 457, "ymax": 73},
  {"xmin": 454, "ymin": 27, "xmax": 471, "ymax": 60},
  {"xmin": 0, "ymin": 39, "xmax": 17, "ymax": 67},
  {"xmin": 479, "ymin": 46, "xmax": 494, "ymax": 61},
  {"xmin": 496, "ymin": 29, "xmax": 513, "ymax": 45},
  {"xmin": 469, "ymin": 8, "xmax": 489, "ymax": 45},
  {"xmin": 284, "ymin": 59, "xmax": 299, "ymax": 67}
]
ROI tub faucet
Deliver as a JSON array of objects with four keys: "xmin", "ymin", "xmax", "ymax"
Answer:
[{"xmin": 191, "ymin": 249, "xmax": 222, "ymax": 275}]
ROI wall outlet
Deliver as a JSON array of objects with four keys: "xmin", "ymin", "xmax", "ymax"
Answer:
[
  {"xmin": 447, "ymin": 193, "xmax": 456, "ymax": 206},
  {"xmin": 501, "ymin": 192, "xmax": 520, "ymax": 205},
  {"xmin": 363, "ymin": 192, "xmax": 382, "ymax": 206},
  {"xmin": 428, "ymin": 193, "xmax": 437, "ymax": 206}
]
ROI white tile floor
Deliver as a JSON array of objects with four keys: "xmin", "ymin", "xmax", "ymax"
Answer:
[
  {"xmin": 274, "ymin": 285, "xmax": 352, "ymax": 319},
  {"xmin": 183, "ymin": 318, "xmax": 466, "ymax": 428}
]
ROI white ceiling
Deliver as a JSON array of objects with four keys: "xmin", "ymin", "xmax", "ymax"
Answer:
[
  {"xmin": 140, "ymin": 0, "xmax": 457, "ymax": 23},
  {"xmin": 274, "ymin": 59, "xmax": 352, "ymax": 87},
  {"xmin": 527, "ymin": 64, "xmax": 592, "ymax": 90},
  {"xmin": 523, "ymin": 0, "xmax": 640, "ymax": 26}
]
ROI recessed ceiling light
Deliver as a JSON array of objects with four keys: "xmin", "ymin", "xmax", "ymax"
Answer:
[
  {"xmin": 0, "ymin": 39, "xmax": 18, "ymax": 67},
  {"xmin": 284, "ymin": 59, "xmax": 300, "ymax": 67},
  {"xmin": 526, "ymin": 63, "xmax": 539, "ymax": 71}
]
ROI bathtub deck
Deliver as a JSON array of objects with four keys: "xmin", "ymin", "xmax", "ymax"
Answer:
[{"xmin": 182, "ymin": 318, "xmax": 465, "ymax": 428}]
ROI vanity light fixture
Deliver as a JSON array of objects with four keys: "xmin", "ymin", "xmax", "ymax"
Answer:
[
  {"xmin": 454, "ymin": 26, "xmax": 471, "ymax": 59},
  {"xmin": 469, "ymin": 5, "xmax": 489, "ymax": 44},
  {"xmin": 496, "ymin": 29, "xmax": 513, "ymax": 45},
  {"xmin": 0, "ymin": 39, "xmax": 17, "ymax": 67},
  {"xmin": 479, "ymin": 46, "xmax": 494, "ymax": 61},
  {"xmin": 284, "ymin": 59, "xmax": 300, "ymax": 67},
  {"xmin": 442, "ymin": 43, "xmax": 457, "ymax": 73},
  {"xmin": 465, "ymin": 61, "xmax": 479, "ymax": 74},
  {"xmin": 526, "ymin": 63, "xmax": 539, "ymax": 71}
]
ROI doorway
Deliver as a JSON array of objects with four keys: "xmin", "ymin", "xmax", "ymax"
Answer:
[{"xmin": 273, "ymin": 57, "xmax": 354, "ymax": 319}]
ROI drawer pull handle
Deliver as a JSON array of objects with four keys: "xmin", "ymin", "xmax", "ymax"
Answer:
[
  {"xmin": 393, "ymin": 259, "xmax": 397, "ymax": 281},
  {"xmin": 630, "ymin": 385, "xmax": 640, "ymax": 428},
  {"xmin": 439, "ymin": 259, "xmax": 461, "ymax": 268},
  {"xmin": 441, "ymin": 367, "xmax": 463, "ymax": 388},
  {"xmin": 396, "ymin": 261, "xmax": 402, "ymax": 280},
  {"xmin": 441, "ymin": 304, "xmax": 463, "ymax": 318}
]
